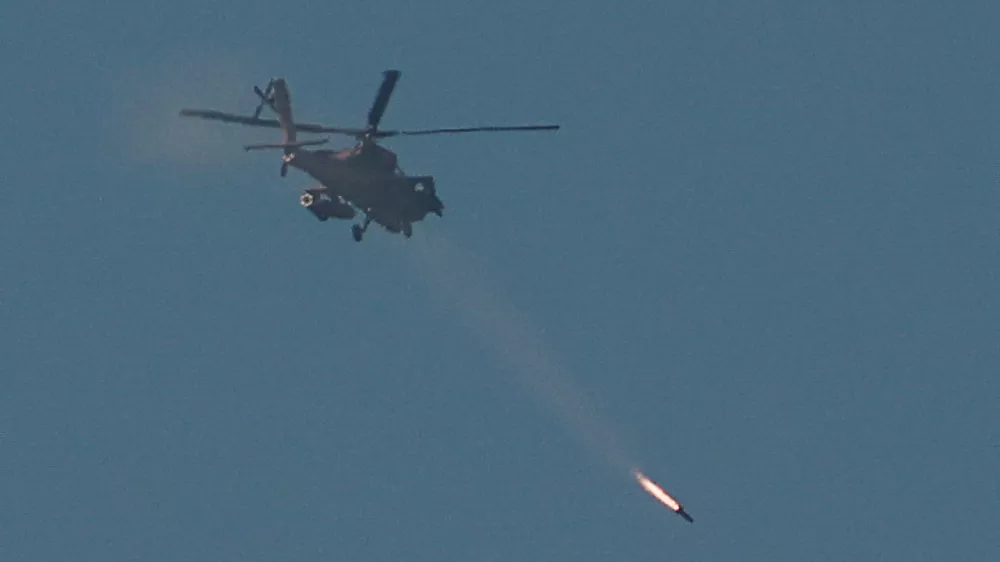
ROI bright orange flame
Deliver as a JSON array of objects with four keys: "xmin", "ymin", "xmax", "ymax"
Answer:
[{"xmin": 632, "ymin": 470, "xmax": 682, "ymax": 511}]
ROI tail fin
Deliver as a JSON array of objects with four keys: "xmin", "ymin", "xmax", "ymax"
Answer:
[
  {"xmin": 243, "ymin": 79, "xmax": 329, "ymax": 151},
  {"xmin": 271, "ymin": 78, "xmax": 296, "ymax": 144}
]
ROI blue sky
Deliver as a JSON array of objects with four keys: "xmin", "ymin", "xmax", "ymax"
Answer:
[{"xmin": 2, "ymin": 2, "xmax": 998, "ymax": 560}]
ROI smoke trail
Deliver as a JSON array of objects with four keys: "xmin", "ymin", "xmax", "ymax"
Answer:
[
  {"xmin": 400, "ymin": 232, "xmax": 638, "ymax": 476},
  {"xmin": 106, "ymin": 47, "xmax": 265, "ymax": 171}
]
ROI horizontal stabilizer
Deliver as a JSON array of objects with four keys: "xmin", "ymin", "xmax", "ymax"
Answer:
[{"xmin": 243, "ymin": 139, "xmax": 328, "ymax": 151}]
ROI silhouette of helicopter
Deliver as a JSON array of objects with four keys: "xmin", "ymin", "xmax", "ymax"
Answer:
[{"xmin": 180, "ymin": 71, "xmax": 560, "ymax": 242}]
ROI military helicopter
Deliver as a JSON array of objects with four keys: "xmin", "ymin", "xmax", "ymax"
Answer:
[{"xmin": 179, "ymin": 70, "xmax": 560, "ymax": 242}]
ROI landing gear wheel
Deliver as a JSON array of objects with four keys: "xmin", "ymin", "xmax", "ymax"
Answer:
[{"xmin": 352, "ymin": 214, "xmax": 372, "ymax": 242}]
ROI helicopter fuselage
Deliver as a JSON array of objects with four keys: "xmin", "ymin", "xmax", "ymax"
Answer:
[
  {"xmin": 178, "ymin": 70, "xmax": 556, "ymax": 241},
  {"xmin": 284, "ymin": 146, "xmax": 439, "ymax": 228}
]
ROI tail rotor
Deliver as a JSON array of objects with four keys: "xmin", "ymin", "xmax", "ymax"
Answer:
[{"xmin": 252, "ymin": 79, "xmax": 277, "ymax": 118}]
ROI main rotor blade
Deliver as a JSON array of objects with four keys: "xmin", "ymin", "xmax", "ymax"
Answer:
[
  {"xmin": 367, "ymin": 70, "xmax": 401, "ymax": 130},
  {"xmin": 181, "ymin": 109, "xmax": 282, "ymax": 127},
  {"xmin": 180, "ymin": 110, "xmax": 560, "ymax": 139},
  {"xmin": 179, "ymin": 109, "xmax": 367, "ymax": 135},
  {"xmin": 374, "ymin": 124, "xmax": 561, "ymax": 137}
]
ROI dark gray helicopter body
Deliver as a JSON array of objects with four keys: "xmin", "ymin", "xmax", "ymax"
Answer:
[{"xmin": 180, "ymin": 71, "xmax": 558, "ymax": 242}]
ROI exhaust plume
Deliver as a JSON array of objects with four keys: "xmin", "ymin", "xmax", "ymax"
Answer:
[
  {"xmin": 403, "ymin": 233, "xmax": 637, "ymax": 473},
  {"xmin": 401, "ymin": 232, "xmax": 693, "ymax": 523}
]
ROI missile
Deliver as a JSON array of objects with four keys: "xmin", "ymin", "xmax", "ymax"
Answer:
[
  {"xmin": 632, "ymin": 469, "xmax": 694, "ymax": 523},
  {"xmin": 676, "ymin": 507, "xmax": 694, "ymax": 523}
]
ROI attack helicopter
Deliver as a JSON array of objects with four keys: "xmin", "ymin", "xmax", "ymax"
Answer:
[{"xmin": 179, "ymin": 70, "xmax": 560, "ymax": 242}]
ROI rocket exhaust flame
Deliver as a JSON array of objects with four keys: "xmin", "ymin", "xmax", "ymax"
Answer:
[{"xmin": 632, "ymin": 470, "xmax": 694, "ymax": 523}]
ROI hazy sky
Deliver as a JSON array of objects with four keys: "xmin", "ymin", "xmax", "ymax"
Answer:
[{"xmin": 3, "ymin": 2, "xmax": 998, "ymax": 561}]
